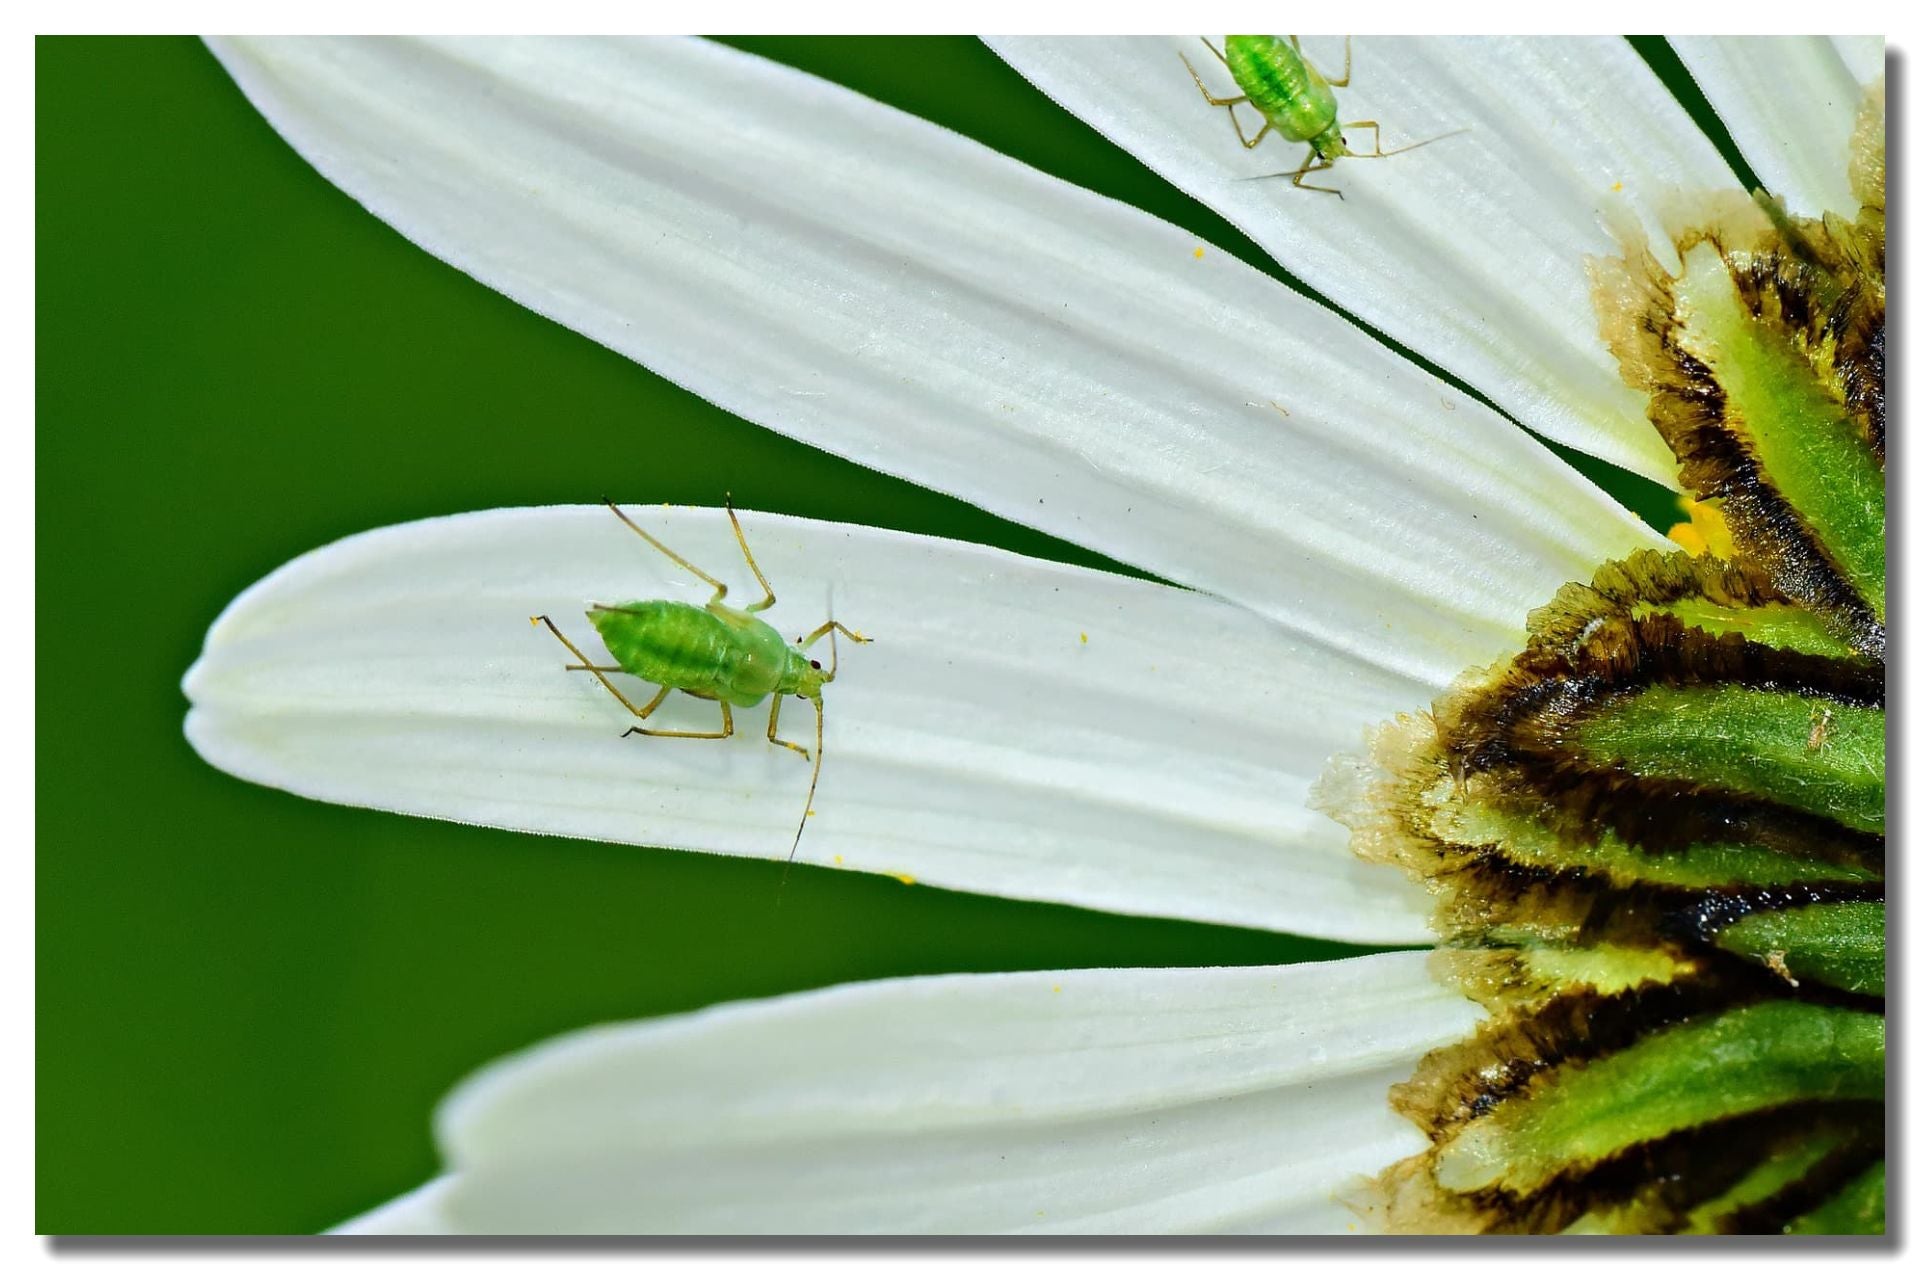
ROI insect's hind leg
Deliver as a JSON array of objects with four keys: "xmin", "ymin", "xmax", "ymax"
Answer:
[
  {"xmin": 624, "ymin": 697, "xmax": 734, "ymax": 741},
  {"xmin": 722, "ymin": 494, "xmax": 778, "ymax": 614},
  {"xmin": 1324, "ymin": 36, "xmax": 1352, "ymax": 87},
  {"xmin": 532, "ymin": 615, "xmax": 666, "ymax": 720},
  {"xmin": 1285, "ymin": 34, "xmax": 1350, "ymax": 86},
  {"xmin": 1180, "ymin": 44, "xmax": 1273, "ymax": 150},
  {"xmin": 603, "ymin": 499, "xmax": 731, "ymax": 604},
  {"xmin": 1181, "ymin": 39, "xmax": 1244, "ymax": 103}
]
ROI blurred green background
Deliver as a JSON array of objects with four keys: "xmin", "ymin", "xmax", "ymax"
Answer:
[{"xmin": 38, "ymin": 37, "xmax": 1703, "ymax": 1233}]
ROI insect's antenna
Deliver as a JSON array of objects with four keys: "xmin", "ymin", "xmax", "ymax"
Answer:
[
  {"xmin": 1349, "ymin": 126, "xmax": 1469, "ymax": 159},
  {"xmin": 1237, "ymin": 164, "xmax": 1327, "ymax": 185},
  {"xmin": 779, "ymin": 697, "xmax": 827, "ymax": 891}
]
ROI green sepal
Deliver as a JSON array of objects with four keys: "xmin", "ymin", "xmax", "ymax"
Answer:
[
  {"xmin": 1785, "ymin": 1162, "xmax": 1885, "ymax": 1235},
  {"xmin": 1680, "ymin": 1124, "xmax": 1859, "ymax": 1234},
  {"xmin": 1438, "ymin": 788, "xmax": 1877, "ymax": 890},
  {"xmin": 1575, "ymin": 685, "xmax": 1883, "ymax": 834},
  {"xmin": 1632, "ymin": 596, "xmax": 1862, "ymax": 661},
  {"xmin": 1438, "ymin": 944, "xmax": 1701, "ymax": 1013},
  {"xmin": 1714, "ymin": 902, "xmax": 1884, "ymax": 996},
  {"xmin": 1362, "ymin": 95, "xmax": 1888, "ymax": 1235},
  {"xmin": 1671, "ymin": 241, "xmax": 1885, "ymax": 622},
  {"xmin": 1433, "ymin": 1002, "xmax": 1884, "ymax": 1197}
]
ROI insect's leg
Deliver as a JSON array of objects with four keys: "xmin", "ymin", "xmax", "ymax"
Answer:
[
  {"xmin": 797, "ymin": 619, "xmax": 872, "ymax": 665},
  {"xmin": 602, "ymin": 499, "xmax": 729, "ymax": 603},
  {"xmin": 1179, "ymin": 50, "xmax": 1249, "ymax": 108},
  {"xmin": 623, "ymin": 697, "xmax": 734, "ymax": 741},
  {"xmin": 532, "ymin": 615, "xmax": 660, "ymax": 719},
  {"xmin": 797, "ymin": 620, "xmax": 871, "ymax": 648},
  {"xmin": 765, "ymin": 695, "xmax": 811, "ymax": 761},
  {"xmin": 797, "ymin": 620, "xmax": 871, "ymax": 683},
  {"xmin": 723, "ymin": 494, "xmax": 777, "ymax": 613},
  {"xmin": 1229, "ymin": 112, "xmax": 1273, "ymax": 150},
  {"xmin": 1290, "ymin": 154, "xmax": 1345, "ymax": 198},
  {"xmin": 1324, "ymin": 36, "xmax": 1352, "ymax": 88},
  {"xmin": 1179, "ymin": 45, "xmax": 1273, "ymax": 150}
]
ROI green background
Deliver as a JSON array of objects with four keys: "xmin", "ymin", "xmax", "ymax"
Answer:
[{"xmin": 38, "ymin": 37, "xmax": 1715, "ymax": 1233}]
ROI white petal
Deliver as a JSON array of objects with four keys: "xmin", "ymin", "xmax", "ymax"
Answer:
[
  {"xmin": 207, "ymin": 35, "xmax": 1665, "ymax": 685},
  {"xmin": 1670, "ymin": 36, "xmax": 1885, "ymax": 217},
  {"xmin": 989, "ymin": 36, "xmax": 1736, "ymax": 488},
  {"xmin": 332, "ymin": 1178, "xmax": 456, "ymax": 1234},
  {"xmin": 382, "ymin": 953, "xmax": 1480, "ymax": 1233},
  {"xmin": 184, "ymin": 506, "xmax": 1440, "ymax": 941},
  {"xmin": 1831, "ymin": 37, "xmax": 1888, "ymax": 89}
]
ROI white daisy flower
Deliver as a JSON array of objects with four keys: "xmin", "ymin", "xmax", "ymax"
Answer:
[{"xmin": 184, "ymin": 36, "xmax": 1885, "ymax": 1234}]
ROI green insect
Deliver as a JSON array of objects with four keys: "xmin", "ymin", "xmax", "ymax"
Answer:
[
  {"xmin": 533, "ymin": 499, "xmax": 870, "ymax": 870},
  {"xmin": 1181, "ymin": 35, "xmax": 1460, "ymax": 197}
]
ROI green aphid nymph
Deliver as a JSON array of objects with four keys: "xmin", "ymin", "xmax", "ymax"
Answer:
[
  {"xmin": 535, "ymin": 500, "xmax": 870, "ymax": 875},
  {"xmin": 1181, "ymin": 35, "xmax": 1462, "ymax": 197}
]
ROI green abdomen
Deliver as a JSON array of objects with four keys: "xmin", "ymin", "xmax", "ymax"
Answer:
[
  {"xmin": 1224, "ymin": 35, "xmax": 1337, "ymax": 143},
  {"xmin": 586, "ymin": 600, "xmax": 783, "ymax": 706}
]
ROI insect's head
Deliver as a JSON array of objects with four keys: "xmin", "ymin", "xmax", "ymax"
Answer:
[
  {"xmin": 789, "ymin": 654, "xmax": 831, "ymax": 699},
  {"xmin": 1312, "ymin": 127, "xmax": 1351, "ymax": 161}
]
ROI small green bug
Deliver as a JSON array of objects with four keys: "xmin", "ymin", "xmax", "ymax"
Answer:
[
  {"xmin": 534, "ymin": 499, "xmax": 870, "ymax": 870},
  {"xmin": 1181, "ymin": 35, "xmax": 1460, "ymax": 197}
]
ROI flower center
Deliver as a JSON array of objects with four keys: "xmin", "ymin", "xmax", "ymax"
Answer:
[{"xmin": 1328, "ymin": 82, "xmax": 1886, "ymax": 1235}]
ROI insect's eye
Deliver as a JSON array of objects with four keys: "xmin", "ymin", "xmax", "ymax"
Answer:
[{"xmin": 810, "ymin": 659, "xmax": 822, "ymax": 670}]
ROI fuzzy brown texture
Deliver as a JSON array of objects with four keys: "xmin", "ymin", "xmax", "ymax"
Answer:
[
  {"xmin": 1587, "ymin": 179, "xmax": 1886, "ymax": 655},
  {"xmin": 1332, "ymin": 83, "xmax": 1888, "ymax": 1236}
]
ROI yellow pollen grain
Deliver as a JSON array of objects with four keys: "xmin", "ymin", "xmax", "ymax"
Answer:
[
  {"xmin": 1668, "ymin": 523, "xmax": 1708, "ymax": 554},
  {"xmin": 1666, "ymin": 497, "xmax": 1735, "ymax": 558},
  {"xmin": 1078, "ymin": 631, "xmax": 1088, "ymax": 645},
  {"xmin": 888, "ymin": 871, "xmax": 917, "ymax": 886},
  {"xmin": 1192, "ymin": 246, "xmax": 1205, "ymax": 259},
  {"xmin": 1611, "ymin": 180, "xmax": 1624, "ymax": 193},
  {"xmin": 832, "ymin": 854, "xmax": 844, "ymax": 865}
]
